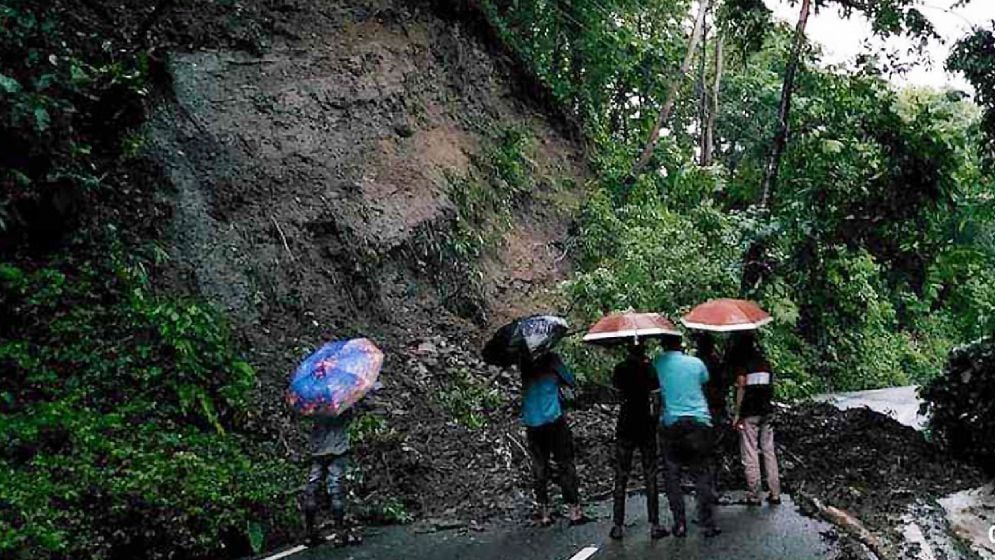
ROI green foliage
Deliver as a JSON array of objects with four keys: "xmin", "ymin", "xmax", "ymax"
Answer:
[
  {"xmin": 481, "ymin": 0, "xmax": 995, "ymax": 394},
  {"xmin": 448, "ymin": 125, "xmax": 537, "ymax": 261},
  {"xmin": 922, "ymin": 336, "xmax": 995, "ymax": 474},
  {"xmin": 0, "ymin": 251, "xmax": 295, "ymax": 559},
  {"xmin": 0, "ymin": 1, "xmax": 150, "ymax": 237},
  {"xmin": 438, "ymin": 368, "xmax": 505, "ymax": 429},
  {"xmin": 948, "ymin": 22, "xmax": 995, "ymax": 169}
]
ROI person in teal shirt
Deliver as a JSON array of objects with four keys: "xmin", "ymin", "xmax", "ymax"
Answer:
[
  {"xmin": 653, "ymin": 336, "xmax": 720, "ymax": 538},
  {"xmin": 520, "ymin": 352, "xmax": 584, "ymax": 526}
]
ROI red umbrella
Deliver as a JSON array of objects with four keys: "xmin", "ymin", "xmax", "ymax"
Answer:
[
  {"xmin": 680, "ymin": 298, "xmax": 772, "ymax": 332},
  {"xmin": 582, "ymin": 312, "xmax": 681, "ymax": 346}
]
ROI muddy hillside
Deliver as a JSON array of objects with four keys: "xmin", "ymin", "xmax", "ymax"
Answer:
[{"xmin": 147, "ymin": 0, "xmax": 587, "ymax": 520}]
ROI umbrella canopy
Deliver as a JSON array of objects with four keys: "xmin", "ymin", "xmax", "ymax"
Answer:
[
  {"xmin": 583, "ymin": 312, "xmax": 681, "ymax": 346},
  {"xmin": 681, "ymin": 298, "xmax": 772, "ymax": 332},
  {"xmin": 287, "ymin": 338, "xmax": 383, "ymax": 417},
  {"xmin": 482, "ymin": 315, "xmax": 568, "ymax": 367}
]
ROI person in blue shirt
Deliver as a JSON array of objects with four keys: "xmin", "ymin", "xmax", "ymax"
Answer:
[
  {"xmin": 520, "ymin": 351, "xmax": 584, "ymax": 526},
  {"xmin": 653, "ymin": 335, "xmax": 721, "ymax": 538}
]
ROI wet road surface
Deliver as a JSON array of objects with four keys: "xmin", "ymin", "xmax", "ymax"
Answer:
[
  {"xmin": 279, "ymin": 493, "xmax": 835, "ymax": 560},
  {"xmin": 815, "ymin": 385, "xmax": 927, "ymax": 430}
]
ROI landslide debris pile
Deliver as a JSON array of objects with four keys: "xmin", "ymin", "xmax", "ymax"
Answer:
[
  {"xmin": 922, "ymin": 336, "xmax": 995, "ymax": 474},
  {"xmin": 346, "ymin": 335, "xmax": 619, "ymax": 525},
  {"xmin": 776, "ymin": 402, "xmax": 986, "ymax": 531}
]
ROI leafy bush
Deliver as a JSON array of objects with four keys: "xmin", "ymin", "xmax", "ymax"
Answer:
[
  {"xmin": 921, "ymin": 336, "xmax": 995, "ymax": 475},
  {"xmin": 0, "ymin": 252, "xmax": 295, "ymax": 559}
]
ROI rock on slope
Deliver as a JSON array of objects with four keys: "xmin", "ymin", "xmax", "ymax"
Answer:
[{"xmin": 146, "ymin": 0, "xmax": 588, "ymax": 522}]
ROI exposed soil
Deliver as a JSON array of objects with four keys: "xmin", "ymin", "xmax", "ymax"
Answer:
[
  {"xmin": 141, "ymin": 0, "xmax": 988, "ymax": 554},
  {"xmin": 144, "ymin": 0, "xmax": 587, "ymax": 527}
]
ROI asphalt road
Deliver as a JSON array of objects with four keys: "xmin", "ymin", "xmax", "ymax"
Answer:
[
  {"xmin": 269, "ymin": 492, "xmax": 836, "ymax": 560},
  {"xmin": 815, "ymin": 385, "xmax": 927, "ymax": 430}
]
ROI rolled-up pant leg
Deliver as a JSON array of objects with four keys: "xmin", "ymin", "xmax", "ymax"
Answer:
[
  {"xmin": 759, "ymin": 417, "xmax": 781, "ymax": 499},
  {"xmin": 739, "ymin": 417, "xmax": 761, "ymax": 499},
  {"xmin": 612, "ymin": 437, "xmax": 636, "ymax": 526},
  {"xmin": 302, "ymin": 459, "xmax": 326, "ymax": 513}
]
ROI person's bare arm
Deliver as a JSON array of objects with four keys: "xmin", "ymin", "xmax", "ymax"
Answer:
[{"xmin": 732, "ymin": 374, "xmax": 746, "ymax": 428}]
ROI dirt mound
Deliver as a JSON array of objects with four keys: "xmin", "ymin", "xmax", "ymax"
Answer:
[
  {"xmin": 349, "ymin": 335, "xmax": 618, "ymax": 523},
  {"xmin": 776, "ymin": 402, "xmax": 986, "ymax": 532}
]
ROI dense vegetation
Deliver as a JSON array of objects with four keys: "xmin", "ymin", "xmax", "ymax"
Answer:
[
  {"xmin": 0, "ymin": 1, "xmax": 294, "ymax": 557},
  {"xmin": 2, "ymin": 0, "xmax": 994, "ymax": 558},
  {"xmin": 482, "ymin": 0, "xmax": 995, "ymax": 396}
]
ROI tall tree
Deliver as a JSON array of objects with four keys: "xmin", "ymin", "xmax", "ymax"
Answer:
[
  {"xmin": 702, "ymin": 38, "xmax": 724, "ymax": 166},
  {"xmin": 626, "ymin": 0, "xmax": 711, "ymax": 191},
  {"xmin": 759, "ymin": 0, "xmax": 811, "ymax": 208}
]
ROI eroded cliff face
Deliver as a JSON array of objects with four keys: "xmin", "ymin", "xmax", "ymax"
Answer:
[{"xmin": 146, "ymin": 0, "xmax": 589, "ymax": 519}]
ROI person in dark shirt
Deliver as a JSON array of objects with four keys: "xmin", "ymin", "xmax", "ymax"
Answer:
[
  {"xmin": 729, "ymin": 332, "xmax": 781, "ymax": 506},
  {"xmin": 609, "ymin": 342, "xmax": 667, "ymax": 540}
]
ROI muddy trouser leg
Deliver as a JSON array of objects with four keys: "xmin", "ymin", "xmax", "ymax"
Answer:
[
  {"xmin": 326, "ymin": 453, "xmax": 349, "ymax": 526},
  {"xmin": 612, "ymin": 436, "xmax": 636, "ymax": 526},
  {"xmin": 550, "ymin": 418, "xmax": 580, "ymax": 505},
  {"xmin": 526, "ymin": 424, "xmax": 553, "ymax": 507},
  {"xmin": 302, "ymin": 458, "xmax": 327, "ymax": 514},
  {"xmin": 739, "ymin": 416, "xmax": 761, "ymax": 500},
  {"xmin": 759, "ymin": 416, "xmax": 781, "ymax": 498},
  {"xmin": 640, "ymin": 435, "xmax": 659, "ymax": 526},
  {"xmin": 660, "ymin": 427, "xmax": 685, "ymax": 525}
]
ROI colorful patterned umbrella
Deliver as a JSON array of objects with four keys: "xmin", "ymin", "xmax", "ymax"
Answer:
[
  {"xmin": 287, "ymin": 338, "xmax": 383, "ymax": 417},
  {"xmin": 583, "ymin": 312, "xmax": 681, "ymax": 346},
  {"xmin": 681, "ymin": 298, "xmax": 772, "ymax": 332},
  {"xmin": 482, "ymin": 315, "xmax": 568, "ymax": 367}
]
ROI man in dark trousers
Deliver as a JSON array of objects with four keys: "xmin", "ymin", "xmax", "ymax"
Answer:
[
  {"xmin": 653, "ymin": 335, "xmax": 721, "ymax": 538},
  {"xmin": 609, "ymin": 342, "xmax": 668, "ymax": 540},
  {"xmin": 520, "ymin": 351, "xmax": 584, "ymax": 526}
]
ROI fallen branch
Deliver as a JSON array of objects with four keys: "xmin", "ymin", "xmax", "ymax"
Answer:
[{"xmin": 808, "ymin": 495, "xmax": 893, "ymax": 560}]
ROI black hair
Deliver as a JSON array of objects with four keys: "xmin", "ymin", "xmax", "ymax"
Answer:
[{"xmin": 661, "ymin": 335, "xmax": 683, "ymax": 352}]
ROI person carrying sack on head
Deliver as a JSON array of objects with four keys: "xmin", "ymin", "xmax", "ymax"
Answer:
[
  {"xmin": 730, "ymin": 332, "xmax": 781, "ymax": 506},
  {"xmin": 520, "ymin": 351, "xmax": 585, "ymax": 526},
  {"xmin": 609, "ymin": 342, "xmax": 668, "ymax": 541},
  {"xmin": 653, "ymin": 335, "xmax": 721, "ymax": 538}
]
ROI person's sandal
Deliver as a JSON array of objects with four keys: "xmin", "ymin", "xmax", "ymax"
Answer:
[
  {"xmin": 609, "ymin": 525, "xmax": 624, "ymax": 540},
  {"xmin": 767, "ymin": 495, "xmax": 782, "ymax": 505},
  {"xmin": 650, "ymin": 524, "xmax": 670, "ymax": 540}
]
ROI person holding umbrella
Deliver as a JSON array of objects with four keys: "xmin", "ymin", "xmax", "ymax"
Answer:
[
  {"xmin": 287, "ymin": 337, "xmax": 384, "ymax": 547},
  {"xmin": 681, "ymin": 299, "xmax": 779, "ymax": 507},
  {"xmin": 728, "ymin": 332, "xmax": 781, "ymax": 506},
  {"xmin": 653, "ymin": 334, "xmax": 721, "ymax": 538},
  {"xmin": 483, "ymin": 315, "xmax": 583, "ymax": 526},
  {"xmin": 583, "ymin": 312, "xmax": 676, "ymax": 540},
  {"xmin": 520, "ymin": 350, "xmax": 584, "ymax": 526}
]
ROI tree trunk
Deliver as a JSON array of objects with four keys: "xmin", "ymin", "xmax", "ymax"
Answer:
[
  {"xmin": 702, "ymin": 39, "xmax": 723, "ymax": 166},
  {"xmin": 698, "ymin": 22, "xmax": 709, "ymax": 166},
  {"xmin": 741, "ymin": 0, "xmax": 811, "ymax": 296},
  {"xmin": 759, "ymin": 0, "xmax": 811, "ymax": 209},
  {"xmin": 625, "ymin": 0, "xmax": 711, "ymax": 193}
]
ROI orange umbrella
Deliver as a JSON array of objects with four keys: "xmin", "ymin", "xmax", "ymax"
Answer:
[
  {"xmin": 681, "ymin": 298, "xmax": 772, "ymax": 332},
  {"xmin": 582, "ymin": 312, "xmax": 681, "ymax": 346}
]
